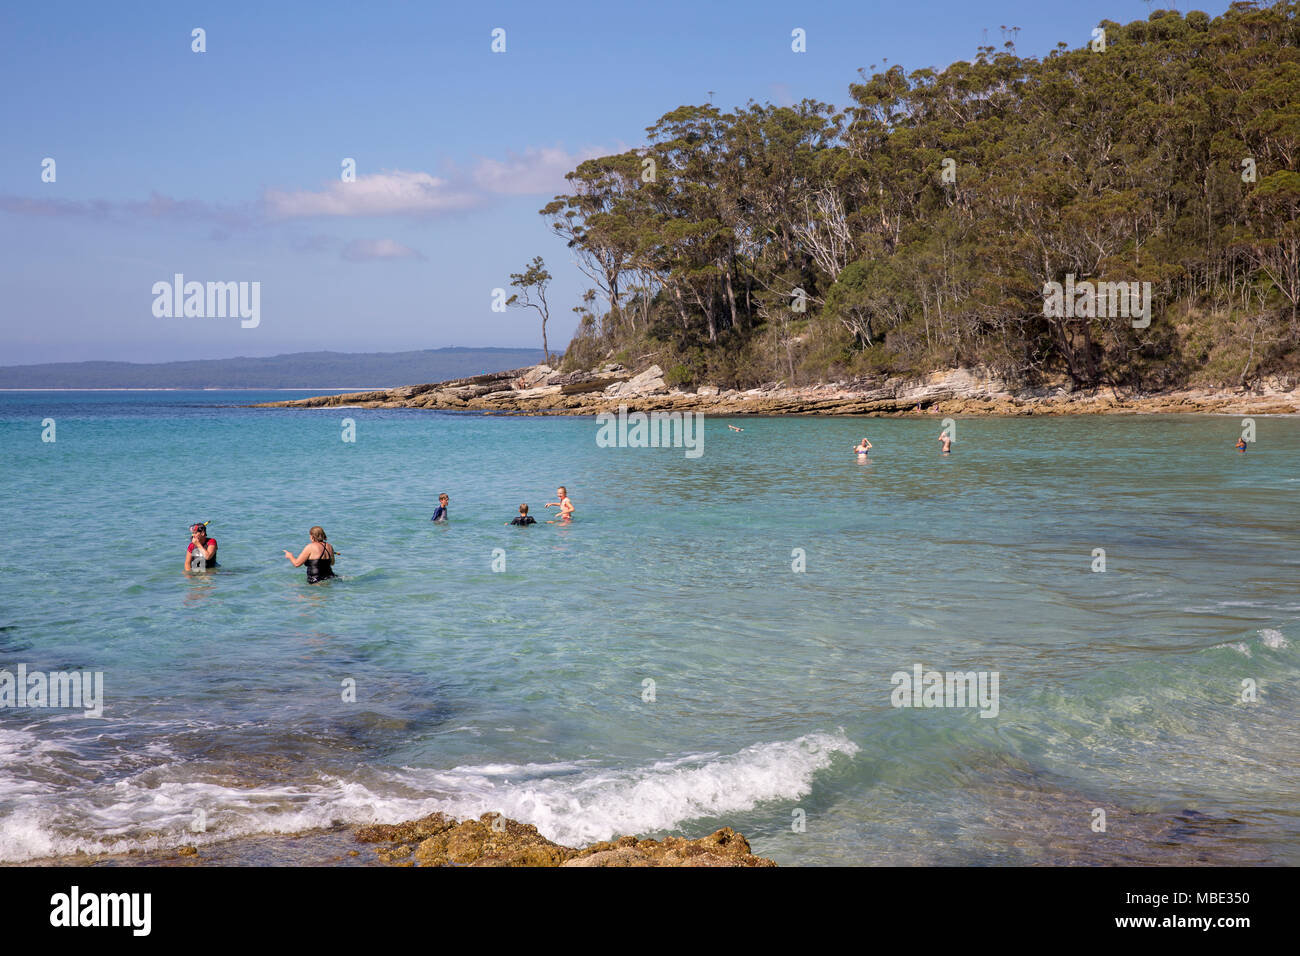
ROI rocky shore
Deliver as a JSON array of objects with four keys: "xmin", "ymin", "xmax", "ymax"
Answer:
[
  {"xmin": 356, "ymin": 812, "xmax": 775, "ymax": 867},
  {"xmin": 22, "ymin": 814, "xmax": 775, "ymax": 867},
  {"xmin": 251, "ymin": 363, "xmax": 1299, "ymax": 417}
]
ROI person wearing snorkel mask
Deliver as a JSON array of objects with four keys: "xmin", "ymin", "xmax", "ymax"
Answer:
[{"xmin": 185, "ymin": 521, "xmax": 218, "ymax": 572}]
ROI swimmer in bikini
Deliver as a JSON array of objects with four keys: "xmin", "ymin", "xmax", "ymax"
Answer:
[
  {"xmin": 854, "ymin": 437, "xmax": 872, "ymax": 457},
  {"xmin": 939, "ymin": 430, "xmax": 953, "ymax": 454},
  {"xmin": 1235, "ymin": 437, "xmax": 1248, "ymax": 453},
  {"xmin": 546, "ymin": 486, "xmax": 574, "ymax": 523}
]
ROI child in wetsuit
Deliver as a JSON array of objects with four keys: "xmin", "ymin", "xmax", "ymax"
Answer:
[
  {"xmin": 431, "ymin": 493, "xmax": 450, "ymax": 522},
  {"xmin": 509, "ymin": 504, "xmax": 536, "ymax": 526}
]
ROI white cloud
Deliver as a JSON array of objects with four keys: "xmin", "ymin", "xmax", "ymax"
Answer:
[
  {"xmin": 265, "ymin": 170, "xmax": 479, "ymax": 219},
  {"xmin": 470, "ymin": 145, "xmax": 613, "ymax": 196},
  {"xmin": 341, "ymin": 238, "xmax": 425, "ymax": 262},
  {"xmin": 2, "ymin": 145, "xmax": 625, "ymax": 230}
]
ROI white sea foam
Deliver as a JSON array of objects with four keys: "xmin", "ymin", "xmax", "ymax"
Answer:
[
  {"xmin": 0, "ymin": 730, "xmax": 858, "ymax": 862},
  {"xmin": 1259, "ymin": 628, "xmax": 1290, "ymax": 649},
  {"xmin": 409, "ymin": 729, "xmax": 859, "ymax": 847}
]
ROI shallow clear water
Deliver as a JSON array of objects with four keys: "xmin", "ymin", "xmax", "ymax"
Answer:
[{"xmin": 0, "ymin": 391, "xmax": 1296, "ymax": 864}]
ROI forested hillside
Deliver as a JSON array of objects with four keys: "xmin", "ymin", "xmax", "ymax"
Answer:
[{"xmin": 543, "ymin": 3, "xmax": 1300, "ymax": 391}]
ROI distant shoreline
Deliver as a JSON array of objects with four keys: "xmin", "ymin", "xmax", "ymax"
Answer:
[
  {"xmin": 0, "ymin": 346, "xmax": 550, "ymax": 391},
  {"xmin": 250, "ymin": 363, "xmax": 1300, "ymax": 418},
  {"xmin": 0, "ymin": 387, "xmax": 381, "ymax": 392}
]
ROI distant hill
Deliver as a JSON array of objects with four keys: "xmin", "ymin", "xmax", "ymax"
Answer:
[{"xmin": 0, "ymin": 348, "xmax": 550, "ymax": 389}]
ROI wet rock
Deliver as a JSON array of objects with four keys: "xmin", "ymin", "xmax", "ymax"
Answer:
[
  {"xmin": 562, "ymin": 827, "xmax": 773, "ymax": 867},
  {"xmin": 355, "ymin": 812, "xmax": 458, "ymax": 845},
  {"xmin": 356, "ymin": 814, "xmax": 774, "ymax": 868}
]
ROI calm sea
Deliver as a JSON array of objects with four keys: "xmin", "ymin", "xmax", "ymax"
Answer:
[{"xmin": 0, "ymin": 390, "xmax": 1296, "ymax": 864}]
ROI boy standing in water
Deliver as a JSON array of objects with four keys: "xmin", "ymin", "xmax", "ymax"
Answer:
[
  {"xmin": 430, "ymin": 493, "xmax": 450, "ymax": 522},
  {"xmin": 508, "ymin": 504, "xmax": 536, "ymax": 526},
  {"xmin": 546, "ymin": 486, "xmax": 574, "ymax": 522}
]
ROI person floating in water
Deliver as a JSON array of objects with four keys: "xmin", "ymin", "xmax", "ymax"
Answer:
[
  {"xmin": 430, "ymin": 493, "xmax": 450, "ymax": 522},
  {"xmin": 854, "ymin": 437, "xmax": 872, "ymax": 457},
  {"xmin": 1235, "ymin": 437, "xmax": 1248, "ymax": 453},
  {"xmin": 728, "ymin": 424, "xmax": 744, "ymax": 433},
  {"xmin": 284, "ymin": 526, "xmax": 335, "ymax": 583},
  {"xmin": 546, "ymin": 486, "xmax": 574, "ymax": 523},
  {"xmin": 508, "ymin": 503, "xmax": 536, "ymax": 526},
  {"xmin": 938, "ymin": 430, "xmax": 953, "ymax": 454},
  {"xmin": 184, "ymin": 521, "xmax": 217, "ymax": 572}
]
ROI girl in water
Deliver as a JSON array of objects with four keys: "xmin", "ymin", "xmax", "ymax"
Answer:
[
  {"xmin": 546, "ymin": 486, "xmax": 574, "ymax": 523},
  {"xmin": 854, "ymin": 437, "xmax": 872, "ymax": 458},
  {"xmin": 283, "ymin": 526, "xmax": 335, "ymax": 583}
]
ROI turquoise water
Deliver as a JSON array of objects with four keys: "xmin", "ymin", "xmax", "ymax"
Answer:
[{"xmin": 0, "ymin": 391, "xmax": 1296, "ymax": 865}]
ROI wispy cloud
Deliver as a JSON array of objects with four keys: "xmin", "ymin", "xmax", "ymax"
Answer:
[
  {"xmin": 265, "ymin": 170, "xmax": 479, "ymax": 219},
  {"xmin": 290, "ymin": 233, "xmax": 338, "ymax": 253},
  {"xmin": 0, "ymin": 193, "xmax": 255, "ymax": 228},
  {"xmin": 470, "ymin": 145, "xmax": 610, "ymax": 196},
  {"xmin": 770, "ymin": 83, "xmax": 797, "ymax": 108},
  {"xmin": 341, "ymin": 238, "xmax": 424, "ymax": 262},
  {"xmin": 0, "ymin": 144, "xmax": 620, "ymax": 231}
]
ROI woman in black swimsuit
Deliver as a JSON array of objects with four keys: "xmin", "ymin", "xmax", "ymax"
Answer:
[{"xmin": 283, "ymin": 526, "xmax": 335, "ymax": 583}]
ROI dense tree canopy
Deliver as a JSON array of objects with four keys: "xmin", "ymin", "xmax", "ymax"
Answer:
[{"xmin": 543, "ymin": 3, "xmax": 1300, "ymax": 391}]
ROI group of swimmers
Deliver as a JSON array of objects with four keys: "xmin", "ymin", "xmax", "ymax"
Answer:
[
  {"xmin": 854, "ymin": 429, "xmax": 952, "ymax": 458},
  {"xmin": 183, "ymin": 487, "xmax": 577, "ymax": 585},
  {"xmin": 185, "ymin": 521, "xmax": 337, "ymax": 583},
  {"xmin": 852, "ymin": 431, "xmax": 1247, "ymax": 459},
  {"xmin": 429, "ymin": 486, "xmax": 575, "ymax": 525}
]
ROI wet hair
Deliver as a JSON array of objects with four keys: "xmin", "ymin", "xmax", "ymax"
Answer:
[
  {"xmin": 309, "ymin": 526, "xmax": 327, "ymax": 542},
  {"xmin": 557, "ymin": 486, "xmax": 567, "ymax": 495},
  {"xmin": 439, "ymin": 493, "xmax": 449, "ymax": 502},
  {"xmin": 519, "ymin": 503, "xmax": 529, "ymax": 514}
]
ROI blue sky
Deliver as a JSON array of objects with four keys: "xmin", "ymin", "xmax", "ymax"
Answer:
[{"xmin": 1, "ymin": 0, "xmax": 1230, "ymax": 363}]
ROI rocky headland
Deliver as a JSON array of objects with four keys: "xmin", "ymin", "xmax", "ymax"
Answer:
[{"xmin": 251, "ymin": 363, "xmax": 1299, "ymax": 417}]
